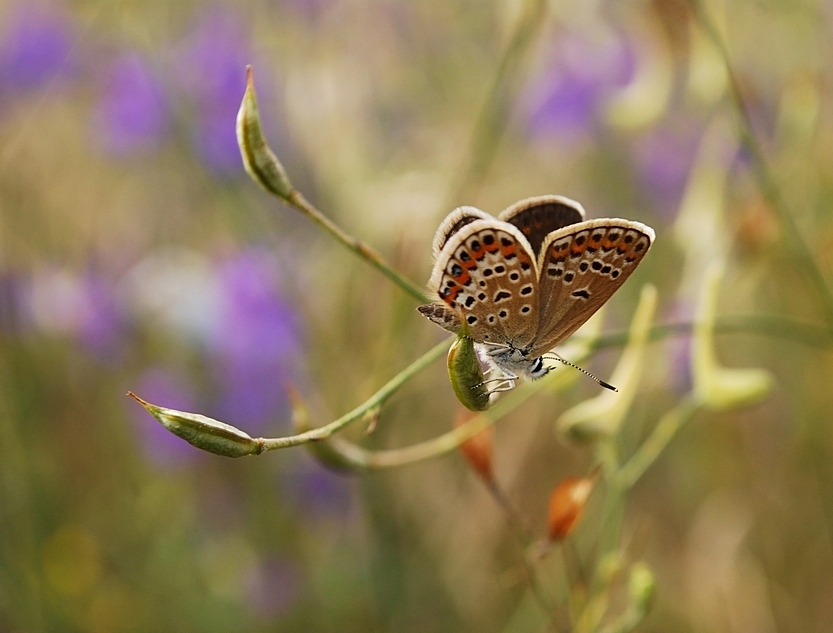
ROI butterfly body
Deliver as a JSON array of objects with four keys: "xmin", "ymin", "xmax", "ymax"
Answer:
[{"xmin": 420, "ymin": 195, "xmax": 655, "ymax": 388}]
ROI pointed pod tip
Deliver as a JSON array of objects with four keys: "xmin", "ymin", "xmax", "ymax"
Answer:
[
  {"xmin": 126, "ymin": 391, "xmax": 149, "ymax": 407},
  {"xmin": 236, "ymin": 63, "xmax": 294, "ymax": 200}
]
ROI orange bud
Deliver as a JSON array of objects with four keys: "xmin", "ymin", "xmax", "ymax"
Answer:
[
  {"xmin": 454, "ymin": 409, "xmax": 493, "ymax": 482},
  {"xmin": 547, "ymin": 475, "xmax": 596, "ymax": 541}
]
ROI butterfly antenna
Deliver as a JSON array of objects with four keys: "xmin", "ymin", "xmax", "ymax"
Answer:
[{"xmin": 543, "ymin": 354, "xmax": 618, "ymax": 392}]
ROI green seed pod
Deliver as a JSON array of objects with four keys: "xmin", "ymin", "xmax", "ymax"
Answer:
[
  {"xmin": 447, "ymin": 332, "xmax": 490, "ymax": 411},
  {"xmin": 236, "ymin": 66, "xmax": 294, "ymax": 200},
  {"xmin": 128, "ymin": 392, "xmax": 264, "ymax": 458}
]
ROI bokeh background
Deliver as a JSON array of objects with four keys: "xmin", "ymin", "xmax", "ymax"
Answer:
[{"xmin": 3, "ymin": 0, "xmax": 833, "ymax": 631}]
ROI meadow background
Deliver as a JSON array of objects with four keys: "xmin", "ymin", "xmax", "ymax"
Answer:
[{"xmin": 2, "ymin": 0, "xmax": 833, "ymax": 631}]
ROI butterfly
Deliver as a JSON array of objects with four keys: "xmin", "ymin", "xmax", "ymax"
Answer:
[{"xmin": 419, "ymin": 195, "xmax": 655, "ymax": 389}]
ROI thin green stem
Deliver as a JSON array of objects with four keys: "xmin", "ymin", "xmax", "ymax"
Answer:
[
  {"xmin": 690, "ymin": 0, "xmax": 833, "ymax": 325},
  {"xmin": 486, "ymin": 481, "xmax": 558, "ymax": 619},
  {"xmin": 587, "ymin": 315, "xmax": 833, "ymax": 352},
  {"xmin": 444, "ymin": 0, "xmax": 549, "ymax": 205},
  {"xmin": 616, "ymin": 395, "xmax": 701, "ymax": 490},
  {"xmin": 286, "ymin": 190, "xmax": 429, "ymax": 304},
  {"xmin": 238, "ymin": 68, "xmax": 429, "ymax": 305},
  {"xmin": 257, "ymin": 313, "xmax": 830, "ymax": 461},
  {"xmin": 257, "ymin": 339, "xmax": 446, "ymax": 451},
  {"xmin": 315, "ymin": 365, "xmax": 570, "ymax": 468}
]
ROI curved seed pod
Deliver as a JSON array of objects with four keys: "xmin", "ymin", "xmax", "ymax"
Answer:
[
  {"xmin": 447, "ymin": 331, "xmax": 490, "ymax": 411},
  {"xmin": 237, "ymin": 66, "xmax": 294, "ymax": 200},
  {"xmin": 128, "ymin": 392, "xmax": 264, "ymax": 458}
]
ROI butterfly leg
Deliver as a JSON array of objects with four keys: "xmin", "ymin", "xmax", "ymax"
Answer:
[{"xmin": 474, "ymin": 370, "xmax": 519, "ymax": 394}]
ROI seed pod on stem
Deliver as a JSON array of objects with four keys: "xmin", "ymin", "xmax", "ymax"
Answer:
[
  {"xmin": 454, "ymin": 409, "xmax": 494, "ymax": 483},
  {"xmin": 547, "ymin": 473, "xmax": 597, "ymax": 541},
  {"xmin": 127, "ymin": 392, "xmax": 263, "ymax": 458},
  {"xmin": 236, "ymin": 66, "xmax": 294, "ymax": 200}
]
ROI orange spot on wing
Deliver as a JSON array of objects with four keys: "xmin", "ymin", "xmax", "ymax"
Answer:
[
  {"xmin": 570, "ymin": 242, "xmax": 587, "ymax": 256},
  {"xmin": 445, "ymin": 286, "xmax": 462, "ymax": 303},
  {"xmin": 461, "ymin": 254, "xmax": 478, "ymax": 270},
  {"xmin": 499, "ymin": 243, "xmax": 517, "ymax": 258}
]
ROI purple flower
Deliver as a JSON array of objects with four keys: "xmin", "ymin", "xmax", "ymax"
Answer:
[
  {"xmin": 631, "ymin": 120, "xmax": 701, "ymax": 216},
  {"xmin": 0, "ymin": 270, "xmax": 28, "ymax": 335},
  {"xmin": 523, "ymin": 31, "xmax": 635, "ymax": 142},
  {"xmin": 75, "ymin": 272, "xmax": 127, "ymax": 360},
  {"xmin": 0, "ymin": 3, "xmax": 74, "ymax": 94},
  {"xmin": 130, "ymin": 368, "xmax": 202, "ymax": 468},
  {"xmin": 178, "ymin": 9, "xmax": 251, "ymax": 175},
  {"xmin": 18, "ymin": 266, "xmax": 127, "ymax": 358},
  {"xmin": 93, "ymin": 54, "xmax": 169, "ymax": 155},
  {"xmin": 281, "ymin": 456, "xmax": 354, "ymax": 519},
  {"xmin": 209, "ymin": 249, "xmax": 303, "ymax": 433}
]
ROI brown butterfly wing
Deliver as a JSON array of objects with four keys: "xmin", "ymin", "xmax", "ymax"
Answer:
[
  {"xmin": 530, "ymin": 219, "xmax": 655, "ymax": 357},
  {"xmin": 498, "ymin": 195, "xmax": 586, "ymax": 258},
  {"xmin": 428, "ymin": 220, "xmax": 540, "ymax": 349}
]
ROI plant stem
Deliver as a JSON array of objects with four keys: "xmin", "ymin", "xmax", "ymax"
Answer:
[
  {"xmin": 588, "ymin": 315, "xmax": 833, "ymax": 352},
  {"xmin": 256, "ymin": 314, "xmax": 830, "ymax": 459},
  {"xmin": 257, "ymin": 339, "xmax": 446, "ymax": 451},
  {"xmin": 444, "ymin": 0, "xmax": 549, "ymax": 205},
  {"xmin": 616, "ymin": 395, "xmax": 700, "ymax": 490},
  {"xmin": 690, "ymin": 0, "xmax": 833, "ymax": 325},
  {"xmin": 486, "ymin": 481, "xmax": 558, "ymax": 619},
  {"xmin": 286, "ymin": 189, "xmax": 430, "ymax": 304}
]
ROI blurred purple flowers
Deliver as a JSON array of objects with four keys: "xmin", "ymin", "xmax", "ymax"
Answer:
[
  {"xmin": 131, "ymin": 367, "xmax": 202, "ymax": 467},
  {"xmin": 632, "ymin": 120, "xmax": 701, "ymax": 215},
  {"xmin": 9, "ymin": 246, "xmax": 303, "ymax": 466},
  {"xmin": 94, "ymin": 54, "xmax": 169, "ymax": 155},
  {"xmin": 523, "ymin": 31, "xmax": 635, "ymax": 142},
  {"xmin": 210, "ymin": 249, "xmax": 302, "ymax": 432},
  {"xmin": 177, "ymin": 9, "xmax": 252, "ymax": 174},
  {"xmin": 0, "ymin": 3, "xmax": 74, "ymax": 94}
]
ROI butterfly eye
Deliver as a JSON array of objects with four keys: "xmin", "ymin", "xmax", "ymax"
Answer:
[{"xmin": 447, "ymin": 333, "xmax": 490, "ymax": 411}]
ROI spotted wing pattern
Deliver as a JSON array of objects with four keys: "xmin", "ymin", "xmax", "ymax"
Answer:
[
  {"xmin": 529, "ymin": 219, "xmax": 655, "ymax": 357},
  {"xmin": 416, "ymin": 302, "xmax": 462, "ymax": 334},
  {"xmin": 498, "ymin": 195, "xmax": 586, "ymax": 258},
  {"xmin": 428, "ymin": 220, "xmax": 540, "ymax": 348},
  {"xmin": 431, "ymin": 206, "xmax": 494, "ymax": 258}
]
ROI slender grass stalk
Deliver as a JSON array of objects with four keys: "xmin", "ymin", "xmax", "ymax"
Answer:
[
  {"xmin": 284, "ymin": 189, "xmax": 430, "ymax": 303},
  {"xmin": 444, "ymin": 0, "xmax": 550, "ymax": 205},
  {"xmin": 238, "ymin": 66, "xmax": 429, "ymax": 304},
  {"xmin": 690, "ymin": 0, "xmax": 833, "ymax": 325},
  {"xmin": 616, "ymin": 395, "xmax": 700, "ymax": 490},
  {"xmin": 257, "ymin": 339, "xmax": 447, "ymax": 451}
]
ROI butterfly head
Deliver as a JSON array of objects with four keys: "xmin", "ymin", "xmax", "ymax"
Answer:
[{"xmin": 479, "ymin": 343, "xmax": 550, "ymax": 381}]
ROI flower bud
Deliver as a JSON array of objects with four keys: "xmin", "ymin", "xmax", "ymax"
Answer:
[
  {"xmin": 447, "ymin": 332, "xmax": 490, "ymax": 412},
  {"xmin": 236, "ymin": 66, "xmax": 294, "ymax": 200},
  {"xmin": 454, "ymin": 409, "xmax": 493, "ymax": 482},
  {"xmin": 547, "ymin": 475, "xmax": 596, "ymax": 541},
  {"xmin": 627, "ymin": 562, "xmax": 657, "ymax": 616},
  {"xmin": 127, "ymin": 392, "xmax": 263, "ymax": 458}
]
